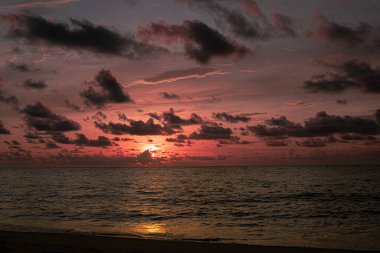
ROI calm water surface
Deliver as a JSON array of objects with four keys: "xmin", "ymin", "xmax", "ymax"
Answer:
[{"xmin": 0, "ymin": 166, "xmax": 379, "ymax": 250}]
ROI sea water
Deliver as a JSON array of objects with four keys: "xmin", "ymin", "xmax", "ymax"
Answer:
[{"xmin": 0, "ymin": 166, "xmax": 379, "ymax": 250}]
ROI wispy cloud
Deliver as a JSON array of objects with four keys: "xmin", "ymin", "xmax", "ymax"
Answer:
[
  {"xmin": 0, "ymin": 0, "xmax": 80, "ymax": 9},
  {"xmin": 135, "ymin": 67, "xmax": 227, "ymax": 85}
]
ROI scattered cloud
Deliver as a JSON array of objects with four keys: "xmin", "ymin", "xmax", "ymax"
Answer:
[
  {"xmin": 2, "ymin": 14, "xmax": 166, "ymax": 58},
  {"xmin": 0, "ymin": 121, "xmax": 11, "ymax": 134},
  {"xmin": 22, "ymin": 102, "xmax": 81, "ymax": 132},
  {"xmin": 265, "ymin": 139, "xmax": 288, "ymax": 147},
  {"xmin": 180, "ymin": 0, "xmax": 296, "ymax": 39},
  {"xmin": 94, "ymin": 118, "xmax": 175, "ymax": 136},
  {"xmin": 138, "ymin": 20, "xmax": 250, "ymax": 64},
  {"xmin": 52, "ymin": 133, "xmax": 112, "ymax": 147},
  {"xmin": 213, "ymin": 112, "xmax": 251, "ymax": 123},
  {"xmin": 304, "ymin": 59, "xmax": 380, "ymax": 93},
  {"xmin": 117, "ymin": 112, "xmax": 128, "ymax": 121},
  {"xmin": 0, "ymin": 89, "xmax": 19, "ymax": 109},
  {"xmin": 310, "ymin": 13, "xmax": 371, "ymax": 47},
  {"xmin": 249, "ymin": 111, "xmax": 380, "ymax": 137},
  {"xmin": 161, "ymin": 108, "xmax": 203, "ymax": 129},
  {"xmin": 7, "ymin": 62, "xmax": 33, "ymax": 72},
  {"xmin": 336, "ymin": 99, "xmax": 348, "ymax": 105},
  {"xmin": 23, "ymin": 79, "xmax": 47, "ymax": 90},
  {"xmin": 237, "ymin": 0, "xmax": 265, "ymax": 18},
  {"xmin": 24, "ymin": 132, "xmax": 43, "ymax": 140},
  {"xmin": 160, "ymin": 92, "xmax": 180, "ymax": 99},
  {"xmin": 166, "ymin": 134, "xmax": 188, "ymax": 143},
  {"xmin": 180, "ymin": 0, "xmax": 268, "ymax": 39},
  {"xmin": 272, "ymin": 13, "xmax": 297, "ymax": 37},
  {"xmin": 45, "ymin": 141, "xmax": 61, "ymax": 149},
  {"xmin": 64, "ymin": 99, "xmax": 82, "ymax": 112},
  {"xmin": 218, "ymin": 136, "xmax": 249, "ymax": 145},
  {"xmin": 80, "ymin": 70, "xmax": 133, "ymax": 107},
  {"xmin": 296, "ymin": 138, "xmax": 326, "ymax": 148},
  {"xmin": 189, "ymin": 122, "xmax": 233, "ymax": 140}
]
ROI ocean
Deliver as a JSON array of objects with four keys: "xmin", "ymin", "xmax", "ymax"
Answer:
[{"xmin": 0, "ymin": 166, "xmax": 379, "ymax": 250}]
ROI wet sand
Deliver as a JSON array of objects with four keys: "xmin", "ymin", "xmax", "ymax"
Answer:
[{"xmin": 0, "ymin": 230, "xmax": 378, "ymax": 253}]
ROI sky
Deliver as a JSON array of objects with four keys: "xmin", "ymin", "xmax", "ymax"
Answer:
[{"xmin": 0, "ymin": 0, "xmax": 379, "ymax": 167}]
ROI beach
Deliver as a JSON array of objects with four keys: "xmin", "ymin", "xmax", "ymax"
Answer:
[{"xmin": 1, "ymin": 230, "xmax": 379, "ymax": 253}]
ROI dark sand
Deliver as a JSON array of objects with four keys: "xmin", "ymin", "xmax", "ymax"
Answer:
[{"xmin": 1, "ymin": 230, "xmax": 379, "ymax": 253}]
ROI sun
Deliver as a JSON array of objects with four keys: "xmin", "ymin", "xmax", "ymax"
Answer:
[{"xmin": 143, "ymin": 144, "xmax": 158, "ymax": 157}]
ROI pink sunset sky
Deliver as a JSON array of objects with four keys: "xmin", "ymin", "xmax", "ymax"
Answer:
[{"xmin": 0, "ymin": 0, "xmax": 379, "ymax": 167}]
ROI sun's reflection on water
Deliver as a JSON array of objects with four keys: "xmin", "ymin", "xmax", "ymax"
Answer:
[{"xmin": 134, "ymin": 223, "xmax": 167, "ymax": 235}]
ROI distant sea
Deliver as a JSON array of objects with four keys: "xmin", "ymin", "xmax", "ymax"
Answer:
[{"xmin": 1, "ymin": 166, "xmax": 379, "ymax": 250}]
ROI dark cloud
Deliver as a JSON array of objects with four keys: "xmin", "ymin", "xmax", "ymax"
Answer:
[
  {"xmin": 162, "ymin": 108, "xmax": 203, "ymax": 129},
  {"xmin": 73, "ymin": 134, "xmax": 112, "ymax": 147},
  {"xmin": 51, "ymin": 132, "xmax": 72, "ymax": 144},
  {"xmin": 94, "ymin": 109, "xmax": 202, "ymax": 137},
  {"xmin": 340, "ymin": 134, "xmax": 375, "ymax": 141},
  {"xmin": 136, "ymin": 149, "xmax": 162, "ymax": 165},
  {"xmin": 304, "ymin": 59, "xmax": 380, "ymax": 94},
  {"xmin": 92, "ymin": 111, "xmax": 107, "ymax": 121},
  {"xmin": 218, "ymin": 136, "xmax": 249, "ymax": 145},
  {"xmin": 112, "ymin": 137, "xmax": 133, "ymax": 142},
  {"xmin": 24, "ymin": 132, "xmax": 43, "ymax": 140},
  {"xmin": 181, "ymin": 1, "xmax": 296, "ymax": 39},
  {"xmin": 336, "ymin": 99, "xmax": 347, "ymax": 105},
  {"xmin": 64, "ymin": 99, "xmax": 82, "ymax": 112},
  {"xmin": 249, "ymin": 122, "xmax": 303, "ymax": 137},
  {"xmin": 0, "ymin": 89, "xmax": 19, "ymax": 109},
  {"xmin": 376, "ymin": 110, "xmax": 380, "ymax": 124},
  {"xmin": 23, "ymin": 79, "xmax": 47, "ymax": 90},
  {"xmin": 0, "ymin": 121, "xmax": 11, "ymax": 134},
  {"xmin": 95, "ymin": 118, "xmax": 174, "ymax": 136},
  {"xmin": 249, "ymin": 111, "xmax": 380, "ymax": 138},
  {"xmin": 189, "ymin": 122, "xmax": 233, "ymax": 140},
  {"xmin": 7, "ymin": 62, "xmax": 32, "ymax": 72},
  {"xmin": 160, "ymin": 92, "xmax": 180, "ymax": 99},
  {"xmin": 185, "ymin": 155, "xmax": 215, "ymax": 161},
  {"xmin": 148, "ymin": 112, "xmax": 161, "ymax": 120},
  {"xmin": 138, "ymin": 20, "xmax": 250, "ymax": 64},
  {"xmin": 140, "ymin": 67, "xmax": 219, "ymax": 84},
  {"xmin": 180, "ymin": 0, "xmax": 267, "ymax": 39},
  {"xmin": 237, "ymin": 0, "xmax": 265, "ymax": 18},
  {"xmin": 51, "ymin": 132, "xmax": 112, "ymax": 147},
  {"xmin": 45, "ymin": 141, "xmax": 61, "ymax": 149},
  {"xmin": 249, "ymin": 116, "xmax": 304, "ymax": 137},
  {"xmin": 22, "ymin": 102, "xmax": 81, "ymax": 132},
  {"xmin": 2, "ymin": 14, "xmax": 166, "ymax": 58},
  {"xmin": 342, "ymin": 60, "xmax": 380, "ymax": 93},
  {"xmin": 166, "ymin": 134, "xmax": 188, "ymax": 143},
  {"xmin": 212, "ymin": 5, "xmax": 264, "ymax": 39},
  {"xmin": 272, "ymin": 13, "xmax": 296, "ymax": 37},
  {"xmin": 11, "ymin": 140, "xmax": 21, "ymax": 145},
  {"xmin": 311, "ymin": 14, "xmax": 371, "ymax": 47},
  {"xmin": 80, "ymin": 70, "xmax": 133, "ymax": 107},
  {"xmin": 117, "ymin": 112, "xmax": 128, "ymax": 121},
  {"xmin": 213, "ymin": 112, "xmax": 251, "ymax": 123},
  {"xmin": 265, "ymin": 116, "xmax": 298, "ymax": 127},
  {"xmin": 304, "ymin": 73, "xmax": 356, "ymax": 93},
  {"xmin": 296, "ymin": 138, "xmax": 326, "ymax": 148},
  {"xmin": 265, "ymin": 139, "xmax": 288, "ymax": 147}
]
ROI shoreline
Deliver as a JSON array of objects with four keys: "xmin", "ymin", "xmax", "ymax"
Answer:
[{"xmin": 1, "ymin": 230, "xmax": 379, "ymax": 253}]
